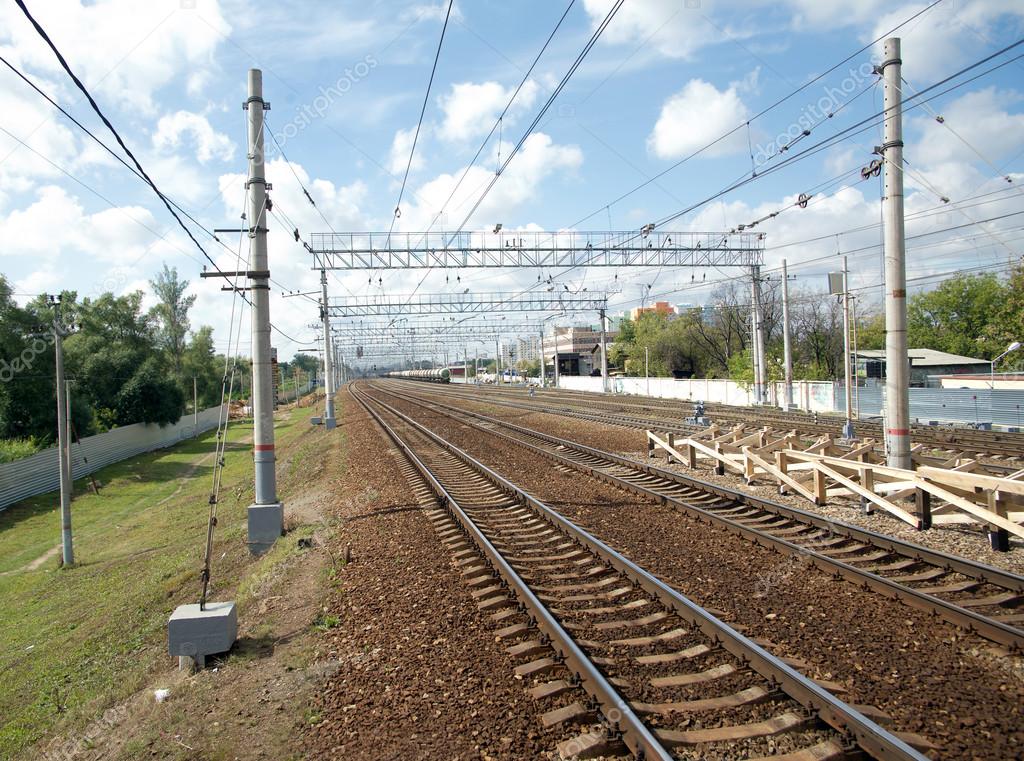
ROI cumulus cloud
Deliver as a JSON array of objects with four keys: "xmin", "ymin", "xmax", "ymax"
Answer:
[
  {"xmin": 397, "ymin": 132, "xmax": 583, "ymax": 231},
  {"xmin": 0, "ymin": 0, "xmax": 230, "ymax": 113},
  {"xmin": 0, "ymin": 185, "xmax": 187, "ymax": 270},
  {"xmin": 647, "ymin": 79, "xmax": 749, "ymax": 160},
  {"xmin": 582, "ymin": 0, "xmax": 758, "ymax": 61},
  {"xmin": 437, "ymin": 80, "xmax": 539, "ymax": 143},
  {"xmin": 387, "ymin": 126, "xmax": 425, "ymax": 176},
  {"xmin": 152, "ymin": 110, "xmax": 235, "ymax": 163}
]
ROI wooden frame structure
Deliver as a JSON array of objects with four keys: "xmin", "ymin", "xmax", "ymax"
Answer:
[{"xmin": 647, "ymin": 425, "xmax": 1024, "ymax": 551}]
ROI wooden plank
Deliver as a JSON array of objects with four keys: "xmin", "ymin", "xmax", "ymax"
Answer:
[
  {"xmin": 746, "ymin": 447, "xmax": 821, "ymax": 504},
  {"xmin": 813, "ymin": 461, "xmax": 919, "ymax": 526},
  {"xmin": 917, "ymin": 467, "xmax": 1024, "ymax": 497},
  {"xmin": 915, "ymin": 479, "xmax": 1024, "ymax": 541},
  {"xmin": 683, "ymin": 438, "xmax": 744, "ymax": 474}
]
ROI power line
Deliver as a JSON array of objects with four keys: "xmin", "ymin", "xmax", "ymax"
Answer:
[
  {"xmin": 385, "ymin": 0, "xmax": 454, "ymax": 248},
  {"xmin": 416, "ymin": 0, "xmax": 577, "ymax": 243},
  {"xmin": 13, "ymin": 0, "xmax": 224, "ymax": 275},
  {"xmin": 447, "ymin": 0, "xmax": 625, "ymax": 240}
]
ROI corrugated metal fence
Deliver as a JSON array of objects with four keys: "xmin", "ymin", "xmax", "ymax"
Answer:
[
  {"xmin": 0, "ymin": 405, "xmax": 226, "ymax": 512},
  {"xmin": 835, "ymin": 384, "xmax": 1024, "ymax": 429}
]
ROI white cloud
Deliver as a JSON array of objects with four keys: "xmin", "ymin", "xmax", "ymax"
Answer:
[
  {"xmin": 910, "ymin": 87, "xmax": 1024, "ymax": 167},
  {"xmin": 0, "ymin": 0, "xmax": 230, "ymax": 113},
  {"xmin": 387, "ymin": 126, "xmax": 425, "ymax": 176},
  {"xmin": 437, "ymin": 80, "xmax": 539, "ymax": 143},
  {"xmin": 647, "ymin": 79, "xmax": 749, "ymax": 160},
  {"xmin": 152, "ymin": 110, "xmax": 235, "ymax": 163},
  {"xmin": 0, "ymin": 185, "xmax": 189, "ymax": 272},
  {"xmin": 398, "ymin": 132, "xmax": 583, "ymax": 231},
  {"xmin": 582, "ymin": 0, "xmax": 757, "ymax": 61}
]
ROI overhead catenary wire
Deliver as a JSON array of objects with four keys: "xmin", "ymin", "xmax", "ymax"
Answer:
[
  {"xmin": 385, "ymin": 0, "xmax": 455, "ymax": 250},
  {"xmin": 7, "ymin": 11, "xmax": 318, "ymax": 349}
]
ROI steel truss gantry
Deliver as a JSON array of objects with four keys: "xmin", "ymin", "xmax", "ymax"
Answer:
[
  {"xmin": 331, "ymin": 319, "xmax": 549, "ymax": 338},
  {"xmin": 309, "ymin": 230, "xmax": 763, "ymax": 270},
  {"xmin": 325, "ymin": 290, "xmax": 608, "ymax": 318}
]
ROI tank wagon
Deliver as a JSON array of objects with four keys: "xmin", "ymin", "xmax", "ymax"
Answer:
[{"xmin": 386, "ymin": 368, "xmax": 451, "ymax": 383}]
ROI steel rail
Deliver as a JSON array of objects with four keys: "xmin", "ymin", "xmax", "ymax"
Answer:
[
  {"xmin": 394, "ymin": 380, "xmax": 1023, "ymax": 472},
  {"xmin": 469, "ymin": 384, "xmax": 1024, "ymax": 459},
  {"xmin": 355, "ymin": 383, "xmax": 929, "ymax": 761},
  {"xmin": 373, "ymin": 381, "xmax": 1024, "ymax": 651},
  {"xmin": 352, "ymin": 387, "xmax": 673, "ymax": 760}
]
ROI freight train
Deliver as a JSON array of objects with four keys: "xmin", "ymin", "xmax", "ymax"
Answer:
[{"xmin": 386, "ymin": 368, "xmax": 452, "ymax": 383}]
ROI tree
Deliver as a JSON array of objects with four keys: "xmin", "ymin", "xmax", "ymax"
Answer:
[
  {"xmin": 181, "ymin": 326, "xmax": 223, "ymax": 409},
  {"xmin": 907, "ymin": 273, "xmax": 1003, "ymax": 359},
  {"xmin": 114, "ymin": 357, "xmax": 184, "ymax": 426},
  {"xmin": 989, "ymin": 263, "xmax": 1024, "ymax": 370},
  {"xmin": 149, "ymin": 264, "xmax": 196, "ymax": 373}
]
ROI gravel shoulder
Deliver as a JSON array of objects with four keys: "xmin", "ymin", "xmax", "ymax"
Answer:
[
  {"xmin": 305, "ymin": 387, "xmax": 562, "ymax": 759},
  {"xmin": 377, "ymin": 384, "xmax": 1024, "ymax": 761}
]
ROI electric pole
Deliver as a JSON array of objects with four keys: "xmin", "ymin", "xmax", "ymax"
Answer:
[
  {"xmin": 599, "ymin": 308, "xmax": 609, "ymax": 392},
  {"xmin": 244, "ymin": 68, "xmax": 283, "ymax": 553},
  {"xmin": 880, "ymin": 38, "xmax": 910, "ymax": 468},
  {"xmin": 50, "ymin": 300, "xmax": 73, "ymax": 566},
  {"xmin": 319, "ymin": 269, "xmax": 336, "ymax": 428},
  {"xmin": 751, "ymin": 266, "xmax": 767, "ymax": 403},
  {"xmin": 781, "ymin": 259, "xmax": 794, "ymax": 410},
  {"xmin": 841, "ymin": 256, "xmax": 855, "ymax": 438}
]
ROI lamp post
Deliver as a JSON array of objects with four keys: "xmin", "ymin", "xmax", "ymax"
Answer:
[{"xmin": 991, "ymin": 340, "xmax": 1022, "ymax": 389}]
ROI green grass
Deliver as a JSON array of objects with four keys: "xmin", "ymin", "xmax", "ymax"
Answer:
[{"xmin": 0, "ymin": 406, "xmax": 322, "ymax": 759}]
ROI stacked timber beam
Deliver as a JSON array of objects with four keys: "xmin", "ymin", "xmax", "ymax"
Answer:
[{"xmin": 647, "ymin": 424, "xmax": 1024, "ymax": 551}]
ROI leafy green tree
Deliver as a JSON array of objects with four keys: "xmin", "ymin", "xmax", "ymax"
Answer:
[
  {"xmin": 907, "ymin": 273, "xmax": 1003, "ymax": 359},
  {"xmin": 989, "ymin": 263, "xmax": 1024, "ymax": 370},
  {"xmin": 181, "ymin": 326, "xmax": 223, "ymax": 409},
  {"xmin": 114, "ymin": 357, "xmax": 184, "ymax": 426},
  {"xmin": 149, "ymin": 264, "xmax": 195, "ymax": 373}
]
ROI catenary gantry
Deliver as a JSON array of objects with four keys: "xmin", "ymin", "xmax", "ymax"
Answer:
[{"xmin": 309, "ymin": 230, "xmax": 764, "ymax": 270}]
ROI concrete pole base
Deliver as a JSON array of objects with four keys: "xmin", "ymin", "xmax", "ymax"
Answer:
[
  {"xmin": 248, "ymin": 502, "xmax": 284, "ymax": 555},
  {"xmin": 324, "ymin": 417, "xmax": 337, "ymax": 430},
  {"xmin": 168, "ymin": 601, "xmax": 237, "ymax": 670}
]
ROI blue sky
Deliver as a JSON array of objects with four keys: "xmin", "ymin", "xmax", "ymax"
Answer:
[{"xmin": 1, "ymin": 0, "xmax": 1023, "ymax": 361}]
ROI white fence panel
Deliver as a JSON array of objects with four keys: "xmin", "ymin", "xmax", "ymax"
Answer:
[{"xmin": 0, "ymin": 405, "xmax": 226, "ymax": 511}]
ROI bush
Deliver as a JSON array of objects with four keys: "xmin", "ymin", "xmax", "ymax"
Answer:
[{"xmin": 0, "ymin": 437, "xmax": 41, "ymax": 463}]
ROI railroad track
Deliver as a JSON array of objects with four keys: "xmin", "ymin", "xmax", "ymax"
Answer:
[
  {"xmin": 371, "ymin": 380, "xmax": 1024, "ymax": 651},
  {"xmin": 353, "ymin": 384, "xmax": 930, "ymax": 760},
  {"xmin": 424, "ymin": 382, "xmax": 1024, "ymax": 461}
]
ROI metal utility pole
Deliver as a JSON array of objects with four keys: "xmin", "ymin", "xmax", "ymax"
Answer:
[
  {"xmin": 193, "ymin": 376, "xmax": 199, "ymax": 433},
  {"xmin": 538, "ymin": 327, "xmax": 546, "ymax": 388},
  {"xmin": 750, "ymin": 266, "xmax": 767, "ymax": 403},
  {"xmin": 645, "ymin": 346, "xmax": 650, "ymax": 396},
  {"xmin": 781, "ymin": 259, "xmax": 794, "ymax": 410},
  {"xmin": 880, "ymin": 38, "xmax": 910, "ymax": 468},
  {"xmin": 599, "ymin": 308, "xmax": 609, "ymax": 392},
  {"xmin": 244, "ymin": 68, "xmax": 283, "ymax": 552},
  {"xmin": 841, "ymin": 256, "xmax": 855, "ymax": 439},
  {"xmin": 553, "ymin": 330, "xmax": 560, "ymax": 387},
  {"xmin": 495, "ymin": 338, "xmax": 501, "ymax": 384},
  {"xmin": 53, "ymin": 314, "xmax": 73, "ymax": 566},
  {"xmin": 319, "ymin": 269, "xmax": 336, "ymax": 428}
]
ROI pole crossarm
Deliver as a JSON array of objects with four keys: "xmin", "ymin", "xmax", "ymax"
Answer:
[
  {"xmin": 326, "ymin": 290, "xmax": 609, "ymax": 317},
  {"xmin": 310, "ymin": 230, "xmax": 764, "ymax": 270}
]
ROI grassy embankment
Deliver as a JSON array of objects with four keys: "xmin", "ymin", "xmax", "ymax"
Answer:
[{"xmin": 0, "ymin": 402, "xmax": 332, "ymax": 759}]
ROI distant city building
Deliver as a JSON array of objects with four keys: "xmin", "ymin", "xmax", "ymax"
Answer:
[
  {"xmin": 629, "ymin": 301, "xmax": 676, "ymax": 320},
  {"xmin": 854, "ymin": 349, "xmax": 990, "ymax": 387},
  {"xmin": 542, "ymin": 325, "xmax": 619, "ymax": 376}
]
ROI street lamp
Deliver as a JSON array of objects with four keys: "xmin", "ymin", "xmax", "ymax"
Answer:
[{"xmin": 991, "ymin": 341, "xmax": 1022, "ymax": 389}]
